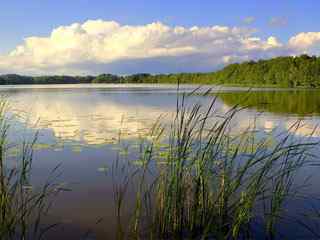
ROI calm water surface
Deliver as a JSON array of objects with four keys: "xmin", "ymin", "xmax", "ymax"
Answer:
[{"xmin": 3, "ymin": 84, "xmax": 320, "ymax": 239}]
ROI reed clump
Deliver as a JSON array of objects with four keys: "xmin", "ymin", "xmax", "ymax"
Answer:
[
  {"xmin": 115, "ymin": 90, "xmax": 318, "ymax": 239},
  {"xmin": 0, "ymin": 99, "xmax": 60, "ymax": 240}
]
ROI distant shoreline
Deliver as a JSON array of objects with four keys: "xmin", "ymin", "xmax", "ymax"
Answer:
[
  {"xmin": 0, "ymin": 83, "xmax": 318, "ymax": 93},
  {"xmin": 1, "ymin": 54, "xmax": 319, "ymax": 88}
]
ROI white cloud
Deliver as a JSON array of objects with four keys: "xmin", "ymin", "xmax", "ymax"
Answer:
[
  {"xmin": 0, "ymin": 19, "xmax": 319, "ymax": 75},
  {"xmin": 289, "ymin": 32, "xmax": 320, "ymax": 54}
]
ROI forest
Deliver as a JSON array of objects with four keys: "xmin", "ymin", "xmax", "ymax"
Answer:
[{"xmin": 1, "ymin": 54, "xmax": 320, "ymax": 87}]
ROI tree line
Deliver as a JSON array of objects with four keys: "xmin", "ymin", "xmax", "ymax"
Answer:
[{"xmin": 1, "ymin": 55, "xmax": 320, "ymax": 87}]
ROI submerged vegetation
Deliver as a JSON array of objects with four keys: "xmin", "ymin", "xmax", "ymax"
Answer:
[{"xmin": 1, "ymin": 54, "xmax": 320, "ymax": 87}]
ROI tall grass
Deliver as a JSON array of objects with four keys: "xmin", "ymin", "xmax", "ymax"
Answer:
[
  {"xmin": 0, "ymin": 99, "xmax": 60, "ymax": 240},
  {"xmin": 0, "ymin": 89, "xmax": 318, "ymax": 239},
  {"xmin": 113, "ymin": 89, "xmax": 318, "ymax": 239}
]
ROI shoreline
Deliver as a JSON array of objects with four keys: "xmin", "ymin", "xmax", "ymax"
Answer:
[{"xmin": 0, "ymin": 82, "xmax": 318, "ymax": 91}]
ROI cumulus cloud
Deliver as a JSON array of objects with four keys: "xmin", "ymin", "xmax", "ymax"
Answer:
[
  {"xmin": 288, "ymin": 32, "xmax": 320, "ymax": 54},
  {"xmin": 0, "ymin": 19, "xmax": 319, "ymax": 75}
]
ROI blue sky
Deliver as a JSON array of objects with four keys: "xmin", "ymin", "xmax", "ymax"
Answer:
[{"xmin": 0, "ymin": 0, "xmax": 319, "ymax": 74}]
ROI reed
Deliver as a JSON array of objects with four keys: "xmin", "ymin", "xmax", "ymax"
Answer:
[
  {"xmin": 0, "ymin": 99, "xmax": 60, "ymax": 240},
  {"xmin": 0, "ymin": 89, "xmax": 317, "ymax": 239},
  {"xmin": 113, "ymin": 89, "xmax": 318, "ymax": 239}
]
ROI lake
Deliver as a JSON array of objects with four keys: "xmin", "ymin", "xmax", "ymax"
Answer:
[{"xmin": 3, "ymin": 84, "xmax": 320, "ymax": 239}]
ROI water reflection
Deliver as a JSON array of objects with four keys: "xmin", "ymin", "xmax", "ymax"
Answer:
[
  {"xmin": 8, "ymin": 89, "xmax": 176, "ymax": 146},
  {"xmin": 218, "ymin": 90, "xmax": 320, "ymax": 138},
  {"xmin": 218, "ymin": 90, "xmax": 320, "ymax": 116},
  {"xmin": 286, "ymin": 118, "xmax": 320, "ymax": 137},
  {"xmin": 2, "ymin": 85, "xmax": 320, "ymax": 239},
  {"xmin": 5, "ymin": 87, "xmax": 320, "ymax": 149}
]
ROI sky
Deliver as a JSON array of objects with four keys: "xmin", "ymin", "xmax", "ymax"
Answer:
[{"xmin": 0, "ymin": 0, "xmax": 319, "ymax": 75}]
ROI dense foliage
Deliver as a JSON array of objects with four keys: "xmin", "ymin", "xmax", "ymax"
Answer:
[{"xmin": 1, "ymin": 55, "xmax": 320, "ymax": 87}]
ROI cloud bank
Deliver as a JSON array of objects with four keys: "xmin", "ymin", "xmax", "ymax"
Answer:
[{"xmin": 0, "ymin": 19, "xmax": 319, "ymax": 75}]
